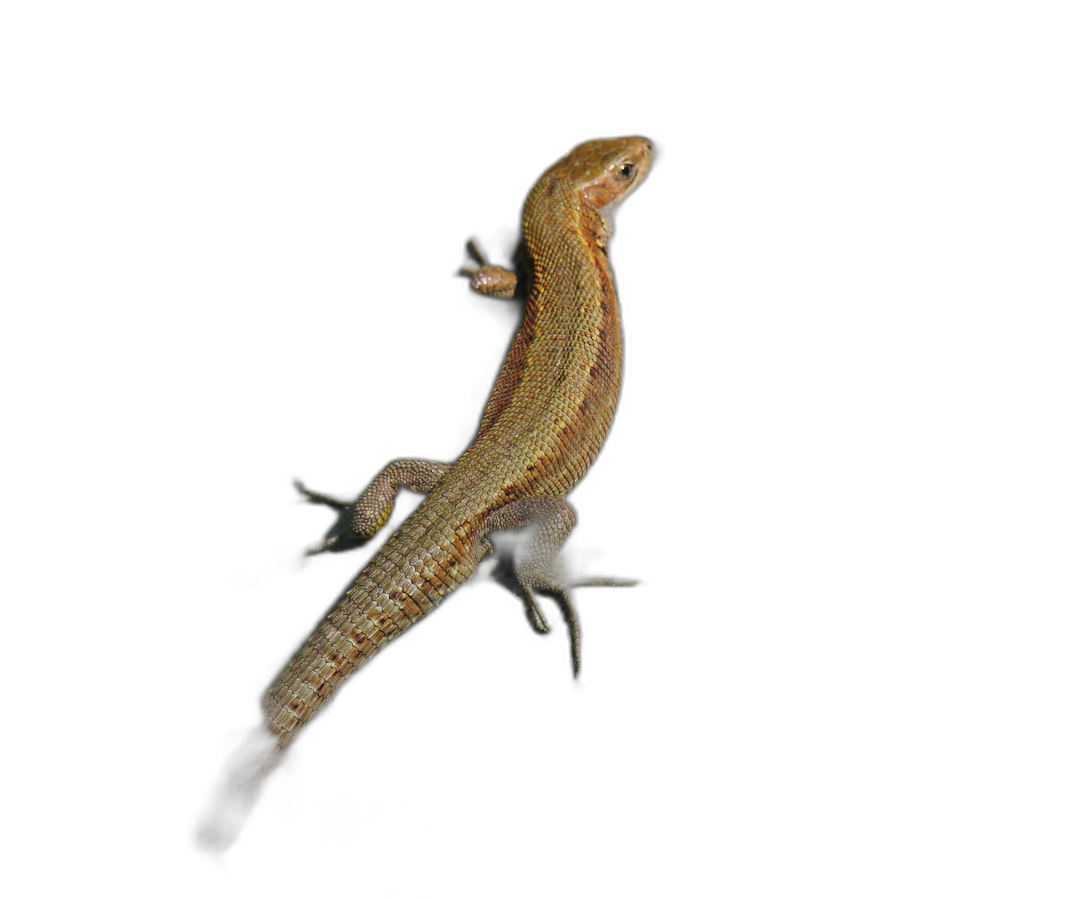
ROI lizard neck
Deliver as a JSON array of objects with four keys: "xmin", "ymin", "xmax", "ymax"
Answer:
[{"xmin": 521, "ymin": 177, "xmax": 619, "ymax": 320}]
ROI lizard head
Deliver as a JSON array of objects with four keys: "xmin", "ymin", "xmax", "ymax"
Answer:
[
  {"xmin": 525, "ymin": 137, "xmax": 654, "ymax": 249},
  {"xmin": 558, "ymin": 136, "xmax": 654, "ymax": 212}
]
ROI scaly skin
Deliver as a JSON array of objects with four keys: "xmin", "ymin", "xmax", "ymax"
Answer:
[{"xmin": 264, "ymin": 137, "xmax": 653, "ymax": 750}]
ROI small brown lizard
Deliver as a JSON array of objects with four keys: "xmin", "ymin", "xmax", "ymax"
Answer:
[{"xmin": 200, "ymin": 136, "xmax": 653, "ymax": 847}]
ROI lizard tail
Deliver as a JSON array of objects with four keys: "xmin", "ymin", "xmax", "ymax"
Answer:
[
  {"xmin": 195, "ymin": 726, "xmax": 283, "ymax": 852},
  {"xmin": 196, "ymin": 584, "xmax": 412, "ymax": 853}
]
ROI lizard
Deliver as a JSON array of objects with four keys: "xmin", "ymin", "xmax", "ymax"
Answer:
[{"xmin": 199, "ymin": 136, "xmax": 653, "ymax": 847}]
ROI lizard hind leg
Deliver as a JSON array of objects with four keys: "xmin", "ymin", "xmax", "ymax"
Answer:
[
  {"xmin": 484, "ymin": 497, "xmax": 634, "ymax": 676},
  {"xmin": 296, "ymin": 458, "xmax": 451, "ymax": 555}
]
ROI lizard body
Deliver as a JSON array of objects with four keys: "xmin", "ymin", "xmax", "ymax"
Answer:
[{"xmin": 258, "ymin": 135, "xmax": 652, "ymax": 767}]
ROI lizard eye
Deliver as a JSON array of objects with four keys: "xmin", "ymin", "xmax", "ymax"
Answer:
[{"xmin": 617, "ymin": 162, "xmax": 636, "ymax": 180}]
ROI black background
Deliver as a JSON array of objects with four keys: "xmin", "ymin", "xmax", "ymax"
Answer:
[{"xmin": 99, "ymin": 56, "xmax": 911, "ymax": 890}]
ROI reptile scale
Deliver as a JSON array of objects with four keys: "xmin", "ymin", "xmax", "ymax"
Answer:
[{"xmin": 199, "ymin": 136, "xmax": 654, "ymax": 848}]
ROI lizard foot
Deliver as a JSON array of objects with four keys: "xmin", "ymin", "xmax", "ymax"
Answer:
[
  {"xmin": 295, "ymin": 460, "xmax": 451, "ymax": 557},
  {"xmin": 294, "ymin": 480, "xmax": 373, "ymax": 555},
  {"xmin": 458, "ymin": 238, "xmax": 518, "ymax": 299},
  {"xmin": 477, "ymin": 553, "xmax": 635, "ymax": 682}
]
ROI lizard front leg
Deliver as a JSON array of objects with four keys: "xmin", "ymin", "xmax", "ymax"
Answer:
[
  {"xmin": 458, "ymin": 239, "xmax": 518, "ymax": 299},
  {"xmin": 296, "ymin": 458, "xmax": 451, "ymax": 555},
  {"xmin": 483, "ymin": 497, "xmax": 634, "ymax": 676}
]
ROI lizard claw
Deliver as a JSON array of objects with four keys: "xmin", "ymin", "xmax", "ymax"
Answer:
[
  {"xmin": 571, "ymin": 576, "xmax": 638, "ymax": 588},
  {"xmin": 294, "ymin": 480, "xmax": 349, "ymax": 511},
  {"xmin": 506, "ymin": 584, "xmax": 551, "ymax": 636},
  {"xmin": 491, "ymin": 554, "xmax": 551, "ymax": 634},
  {"xmin": 465, "ymin": 238, "xmax": 490, "ymax": 267},
  {"xmin": 543, "ymin": 589, "xmax": 581, "ymax": 677}
]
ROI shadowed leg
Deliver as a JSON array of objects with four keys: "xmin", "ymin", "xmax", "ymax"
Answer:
[
  {"xmin": 293, "ymin": 460, "xmax": 449, "ymax": 557},
  {"xmin": 486, "ymin": 499, "xmax": 635, "ymax": 682}
]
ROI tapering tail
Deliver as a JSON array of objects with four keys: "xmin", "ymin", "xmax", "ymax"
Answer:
[
  {"xmin": 196, "ymin": 571, "xmax": 436, "ymax": 850},
  {"xmin": 195, "ymin": 727, "xmax": 283, "ymax": 852}
]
